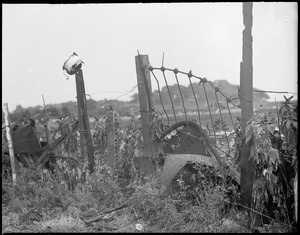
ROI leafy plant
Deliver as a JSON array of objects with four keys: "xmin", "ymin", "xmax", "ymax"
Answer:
[
  {"xmin": 213, "ymin": 118, "xmax": 228, "ymax": 132},
  {"xmin": 244, "ymin": 96, "xmax": 297, "ymax": 226},
  {"xmin": 278, "ymin": 96, "xmax": 297, "ymax": 165}
]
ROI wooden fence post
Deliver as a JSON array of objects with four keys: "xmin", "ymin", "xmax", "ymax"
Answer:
[
  {"xmin": 42, "ymin": 95, "xmax": 50, "ymax": 144},
  {"xmin": 75, "ymin": 73, "xmax": 86, "ymax": 162},
  {"xmin": 3, "ymin": 103, "xmax": 17, "ymax": 186},
  {"xmin": 240, "ymin": 2, "xmax": 255, "ymax": 226},
  {"xmin": 135, "ymin": 54, "xmax": 159, "ymax": 162},
  {"xmin": 75, "ymin": 68, "xmax": 95, "ymax": 173},
  {"xmin": 105, "ymin": 110, "xmax": 115, "ymax": 168}
]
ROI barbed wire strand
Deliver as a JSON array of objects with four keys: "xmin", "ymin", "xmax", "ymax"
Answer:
[
  {"xmin": 189, "ymin": 77, "xmax": 202, "ymax": 126},
  {"xmin": 215, "ymin": 90, "xmax": 231, "ymax": 151},
  {"xmin": 162, "ymin": 70, "xmax": 178, "ymax": 123},
  {"xmin": 253, "ymin": 89, "xmax": 297, "ymax": 95},
  {"xmin": 229, "ymin": 201, "xmax": 297, "ymax": 230},
  {"xmin": 150, "ymin": 66, "xmax": 241, "ymax": 108},
  {"xmin": 149, "ymin": 68, "xmax": 170, "ymax": 126},
  {"xmin": 174, "ymin": 72, "xmax": 189, "ymax": 124},
  {"xmin": 202, "ymin": 82, "xmax": 217, "ymax": 143},
  {"xmin": 85, "ymin": 85, "xmax": 138, "ymax": 111}
]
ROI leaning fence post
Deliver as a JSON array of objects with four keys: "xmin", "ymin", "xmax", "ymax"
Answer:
[
  {"xmin": 105, "ymin": 110, "xmax": 115, "ymax": 168},
  {"xmin": 75, "ymin": 68, "xmax": 95, "ymax": 174},
  {"xmin": 3, "ymin": 103, "xmax": 17, "ymax": 186},
  {"xmin": 240, "ymin": 2, "xmax": 255, "ymax": 227},
  {"xmin": 63, "ymin": 52, "xmax": 95, "ymax": 174},
  {"xmin": 75, "ymin": 80, "xmax": 85, "ymax": 162},
  {"xmin": 135, "ymin": 54, "xmax": 159, "ymax": 161}
]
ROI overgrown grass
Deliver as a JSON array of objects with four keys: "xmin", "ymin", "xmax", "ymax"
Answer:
[
  {"xmin": 2, "ymin": 159, "xmax": 293, "ymax": 233},
  {"xmin": 2, "ymin": 108, "xmax": 296, "ymax": 233},
  {"xmin": 2, "ymin": 157, "xmax": 250, "ymax": 233}
]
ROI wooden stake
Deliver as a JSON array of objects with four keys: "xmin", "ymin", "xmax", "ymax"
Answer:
[
  {"xmin": 135, "ymin": 54, "xmax": 159, "ymax": 161},
  {"xmin": 105, "ymin": 110, "xmax": 115, "ymax": 168},
  {"xmin": 75, "ymin": 68, "xmax": 95, "ymax": 173},
  {"xmin": 240, "ymin": 2, "xmax": 255, "ymax": 226},
  {"xmin": 75, "ymin": 71, "xmax": 85, "ymax": 161},
  {"xmin": 3, "ymin": 103, "xmax": 17, "ymax": 186},
  {"xmin": 42, "ymin": 95, "xmax": 50, "ymax": 144}
]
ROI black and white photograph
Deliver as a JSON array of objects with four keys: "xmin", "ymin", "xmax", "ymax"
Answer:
[{"xmin": 2, "ymin": 2, "xmax": 298, "ymax": 233}]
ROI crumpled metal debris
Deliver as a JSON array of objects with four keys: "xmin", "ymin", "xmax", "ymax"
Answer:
[{"xmin": 63, "ymin": 52, "xmax": 84, "ymax": 78}]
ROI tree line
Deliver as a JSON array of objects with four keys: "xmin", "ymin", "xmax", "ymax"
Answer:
[{"xmin": 3, "ymin": 79, "xmax": 271, "ymax": 123}]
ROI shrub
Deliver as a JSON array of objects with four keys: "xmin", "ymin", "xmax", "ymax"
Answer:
[{"xmin": 245, "ymin": 96, "xmax": 297, "ymax": 227}]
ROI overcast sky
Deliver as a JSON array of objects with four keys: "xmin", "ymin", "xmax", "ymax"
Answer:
[{"xmin": 2, "ymin": 2, "xmax": 298, "ymax": 112}]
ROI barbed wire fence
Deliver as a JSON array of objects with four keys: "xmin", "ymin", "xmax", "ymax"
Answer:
[
  {"xmin": 135, "ymin": 52, "xmax": 243, "ymax": 157},
  {"xmin": 135, "ymin": 52, "xmax": 297, "ymax": 157}
]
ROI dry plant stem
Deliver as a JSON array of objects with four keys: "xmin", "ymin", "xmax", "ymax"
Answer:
[
  {"xmin": 229, "ymin": 201, "xmax": 297, "ymax": 230},
  {"xmin": 84, "ymin": 203, "xmax": 129, "ymax": 224}
]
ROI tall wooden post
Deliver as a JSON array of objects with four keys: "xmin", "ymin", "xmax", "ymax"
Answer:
[
  {"xmin": 3, "ymin": 103, "xmax": 17, "ymax": 186},
  {"xmin": 240, "ymin": 1, "xmax": 255, "ymax": 222},
  {"xmin": 135, "ymin": 55, "xmax": 159, "ymax": 161},
  {"xmin": 75, "ymin": 68, "xmax": 95, "ymax": 173},
  {"xmin": 75, "ymin": 75, "xmax": 86, "ymax": 161}
]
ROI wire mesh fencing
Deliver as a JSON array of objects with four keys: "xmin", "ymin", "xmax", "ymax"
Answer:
[{"xmin": 138, "ymin": 54, "xmax": 242, "ymax": 158}]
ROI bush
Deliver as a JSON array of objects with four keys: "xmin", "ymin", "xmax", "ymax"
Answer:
[{"xmin": 244, "ymin": 96, "xmax": 297, "ymax": 227}]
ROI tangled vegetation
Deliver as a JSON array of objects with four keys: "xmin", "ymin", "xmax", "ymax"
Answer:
[{"xmin": 2, "ymin": 97, "xmax": 297, "ymax": 233}]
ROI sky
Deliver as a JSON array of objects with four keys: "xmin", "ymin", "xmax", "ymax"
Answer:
[{"xmin": 2, "ymin": 2, "xmax": 298, "ymax": 112}]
